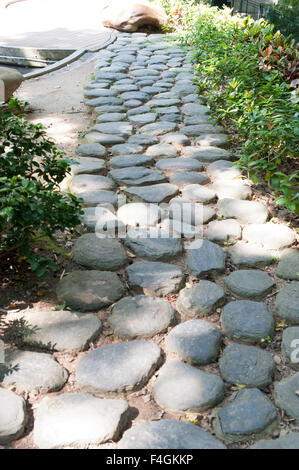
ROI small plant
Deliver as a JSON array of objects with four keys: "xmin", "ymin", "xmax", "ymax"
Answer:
[{"xmin": 260, "ymin": 336, "xmax": 272, "ymax": 344}]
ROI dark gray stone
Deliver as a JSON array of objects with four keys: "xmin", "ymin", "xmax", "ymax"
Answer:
[
  {"xmin": 126, "ymin": 261, "xmax": 185, "ymax": 297},
  {"xmin": 176, "ymin": 281, "xmax": 226, "ymax": 317},
  {"xmin": 213, "ymin": 388, "xmax": 278, "ymax": 443},
  {"xmin": 70, "ymin": 174, "xmax": 115, "ymax": 194},
  {"xmin": 129, "ymin": 113, "xmax": 158, "ymax": 125},
  {"xmin": 125, "ymin": 227, "xmax": 182, "ymax": 261},
  {"xmin": 83, "ymin": 132, "xmax": 125, "ymax": 145},
  {"xmin": 70, "ymin": 157, "xmax": 106, "ymax": 176},
  {"xmin": 76, "ymin": 340, "xmax": 161, "ymax": 393},
  {"xmin": 110, "ymin": 154, "xmax": 154, "ymax": 168},
  {"xmin": 56, "ymin": 271, "xmax": 125, "ymax": 312},
  {"xmin": 228, "ymin": 242, "xmax": 275, "ymax": 268},
  {"xmin": 96, "ymin": 112, "xmax": 126, "ymax": 122},
  {"xmin": 92, "ymin": 122, "xmax": 132, "ymax": 137},
  {"xmin": 274, "ymin": 373, "xmax": 299, "ymax": 424},
  {"xmin": 275, "ymin": 282, "xmax": 299, "ymax": 324},
  {"xmin": 128, "ymin": 134, "xmax": 159, "ymax": 145},
  {"xmin": 2, "ymin": 350, "xmax": 68, "ymax": 393},
  {"xmin": 125, "ymin": 183, "xmax": 179, "ymax": 203},
  {"xmin": 182, "ymin": 103, "xmax": 209, "ymax": 116},
  {"xmin": 181, "ymin": 125, "xmax": 224, "ymax": 137},
  {"xmin": 224, "ymin": 269, "xmax": 275, "ymax": 299},
  {"xmin": 0, "ymin": 389, "xmax": 26, "ymax": 445},
  {"xmin": 111, "ymin": 143, "xmax": 144, "ymax": 155},
  {"xmin": 169, "ymin": 172, "xmax": 210, "ymax": 189},
  {"xmin": 127, "ymin": 106, "xmax": 151, "ymax": 116},
  {"xmin": 73, "ymin": 234, "xmax": 127, "ymax": 271},
  {"xmin": 182, "ymin": 146, "xmax": 231, "ymax": 161},
  {"xmin": 165, "ymin": 320, "xmax": 221, "ymax": 365},
  {"xmin": 109, "ymin": 167, "xmax": 167, "ymax": 186},
  {"xmin": 140, "ymin": 121, "xmax": 178, "ymax": 136},
  {"xmin": 109, "ymin": 295, "xmax": 175, "ymax": 338},
  {"xmin": 34, "ymin": 393, "xmax": 129, "ymax": 449},
  {"xmin": 221, "ymin": 300, "xmax": 275, "ymax": 344},
  {"xmin": 282, "ymin": 327, "xmax": 299, "ymax": 369},
  {"xmin": 276, "ymin": 249, "xmax": 299, "ymax": 281},
  {"xmin": 75, "ymin": 143, "xmax": 107, "ymax": 158},
  {"xmin": 156, "ymin": 158, "xmax": 203, "ymax": 173},
  {"xmin": 78, "ymin": 190, "xmax": 118, "ymax": 208},
  {"xmin": 219, "ymin": 343, "xmax": 275, "ymax": 388},
  {"xmin": 118, "ymin": 419, "xmax": 226, "ymax": 449},
  {"xmin": 187, "ymin": 240, "xmax": 226, "ymax": 277},
  {"xmin": 153, "ymin": 360, "xmax": 224, "ymax": 413},
  {"xmin": 85, "ymin": 97, "xmax": 123, "ymax": 107}
]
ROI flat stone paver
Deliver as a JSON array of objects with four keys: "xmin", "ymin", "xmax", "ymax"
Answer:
[
  {"xmin": 176, "ymin": 280, "xmax": 226, "ymax": 317},
  {"xmin": 0, "ymin": 389, "xmax": 26, "ymax": 445}
]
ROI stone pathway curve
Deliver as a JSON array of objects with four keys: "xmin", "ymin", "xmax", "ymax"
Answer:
[{"xmin": 1, "ymin": 32, "xmax": 299, "ymax": 450}]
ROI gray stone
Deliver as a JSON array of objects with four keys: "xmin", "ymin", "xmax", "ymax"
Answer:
[
  {"xmin": 160, "ymin": 114, "xmax": 182, "ymax": 123},
  {"xmin": 275, "ymin": 282, "xmax": 299, "ymax": 324},
  {"xmin": 243, "ymin": 223, "xmax": 296, "ymax": 250},
  {"xmin": 219, "ymin": 343, "xmax": 275, "ymax": 387},
  {"xmin": 282, "ymin": 327, "xmax": 299, "ymax": 369},
  {"xmin": 56, "ymin": 270, "xmax": 125, "ymax": 312},
  {"xmin": 125, "ymin": 226, "xmax": 182, "ymax": 261},
  {"xmin": 187, "ymin": 239, "xmax": 226, "ymax": 277},
  {"xmin": 153, "ymin": 360, "xmax": 224, "ymax": 413},
  {"xmin": 276, "ymin": 249, "xmax": 299, "ymax": 281},
  {"xmin": 182, "ymin": 103, "xmax": 209, "ymax": 116},
  {"xmin": 165, "ymin": 320, "xmax": 221, "ymax": 365},
  {"xmin": 176, "ymin": 281, "xmax": 226, "ymax": 317},
  {"xmin": 211, "ymin": 180, "xmax": 252, "ymax": 200},
  {"xmin": 22, "ymin": 309, "xmax": 102, "ymax": 352},
  {"xmin": 96, "ymin": 112, "xmax": 126, "ymax": 122},
  {"xmin": 251, "ymin": 433, "xmax": 299, "ymax": 449},
  {"xmin": 95, "ymin": 72, "xmax": 127, "ymax": 81},
  {"xmin": 148, "ymin": 99, "xmax": 180, "ymax": 107},
  {"xmin": 184, "ymin": 115, "xmax": 211, "ymax": 125},
  {"xmin": 109, "ymin": 167, "xmax": 166, "ymax": 186},
  {"xmin": 218, "ymin": 198, "xmax": 269, "ymax": 224},
  {"xmin": 221, "ymin": 300, "xmax": 275, "ymax": 344},
  {"xmin": 70, "ymin": 174, "xmax": 115, "ymax": 194},
  {"xmin": 127, "ymin": 105, "xmax": 151, "ymax": 116},
  {"xmin": 81, "ymin": 206, "xmax": 125, "ymax": 235},
  {"xmin": 274, "ymin": 373, "xmax": 299, "ymax": 424},
  {"xmin": 109, "ymin": 295, "xmax": 175, "ymax": 338},
  {"xmin": 75, "ymin": 143, "xmax": 107, "ymax": 158},
  {"xmin": 117, "ymin": 203, "xmax": 163, "ymax": 227},
  {"xmin": 125, "ymin": 183, "xmax": 178, "ymax": 203},
  {"xmin": 110, "ymin": 154, "xmax": 154, "ymax": 168},
  {"xmin": 160, "ymin": 219, "xmax": 203, "ymax": 240},
  {"xmin": 93, "ymin": 105, "xmax": 126, "ymax": 115},
  {"xmin": 76, "ymin": 340, "xmax": 161, "ymax": 393},
  {"xmin": 70, "ymin": 157, "xmax": 106, "ymax": 176},
  {"xmin": 206, "ymin": 160, "xmax": 242, "ymax": 180},
  {"xmin": 182, "ymin": 146, "xmax": 231, "ymax": 162},
  {"xmin": 213, "ymin": 388, "xmax": 278, "ymax": 443},
  {"xmin": 169, "ymin": 199, "xmax": 216, "ymax": 226},
  {"xmin": 182, "ymin": 184, "xmax": 216, "ymax": 204},
  {"xmin": 111, "ymin": 143, "xmax": 144, "ymax": 155},
  {"xmin": 224, "ymin": 269, "xmax": 275, "ymax": 299},
  {"xmin": 170, "ymin": 172, "xmax": 210, "ymax": 189},
  {"xmin": 92, "ymin": 122, "xmax": 132, "ymax": 137},
  {"xmin": 195, "ymin": 134, "xmax": 229, "ymax": 148},
  {"xmin": 228, "ymin": 242, "xmax": 275, "ymax": 268},
  {"xmin": 73, "ymin": 234, "xmax": 127, "ymax": 270},
  {"xmin": 206, "ymin": 219, "xmax": 241, "ymax": 245},
  {"xmin": 0, "ymin": 389, "xmax": 26, "ymax": 445},
  {"xmin": 181, "ymin": 125, "xmax": 224, "ymax": 137},
  {"xmin": 140, "ymin": 121, "xmax": 178, "ymax": 136},
  {"xmin": 129, "ymin": 113, "xmax": 158, "ymax": 125},
  {"xmin": 128, "ymin": 134, "xmax": 159, "ymax": 145},
  {"xmin": 2, "ymin": 350, "xmax": 68, "ymax": 393},
  {"xmin": 126, "ymin": 261, "xmax": 185, "ymax": 297},
  {"xmin": 131, "ymin": 69, "xmax": 159, "ymax": 77},
  {"xmin": 155, "ymin": 106, "xmax": 180, "ymax": 115},
  {"xmin": 161, "ymin": 133, "xmax": 191, "ymax": 145},
  {"xmin": 146, "ymin": 143, "xmax": 178, "ymax": 158},
  {"xmin": 120, "ymin": 92, "xmax": 149, "ymax": 102},
  {"xmin": 173, "ymin": 82, "xmax": 196, "ymax": 96},
  {"xmin": 83, "ymin": 132, "xmax": 125, "ymax": 145},
  {"xmin": 86, "ymin": 97, "xmax": 123, "ymax": 107},
  {"xmin": 156, "ymin": 158, "xmax": 203, "ymax": 173},
  {"xmin": 34, "ymin": 393, "xmax": 129, "ymax": 449},
  {"xmin": 118, "ymin": 419, "xmax": 226, "ymax": 449},
  {"xmin": 84, "ymin": 88, "xmax": 117, "ymax": 98}
]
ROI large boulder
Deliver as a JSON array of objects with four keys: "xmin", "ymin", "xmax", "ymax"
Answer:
[
  {"xmin": 100, "ymin": 1, "xmax": 168, "ymax": 32},
  {"xmin": 0, "ymin": 67, "xmax": 23, "ymax": 102}
]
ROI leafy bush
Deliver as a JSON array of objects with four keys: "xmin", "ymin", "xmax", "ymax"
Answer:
[
  {"xmin": 0, "ymin": 98, "xmax": 82, "ymax": 276},
  {"xmin": 160, "ymin": 3, "xmax": 299, "ymax": 213}
]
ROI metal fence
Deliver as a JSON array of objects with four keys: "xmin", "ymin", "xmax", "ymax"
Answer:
[{"xmin": 231, "ymin": 0, "xmax": 299, "ymax": 41}]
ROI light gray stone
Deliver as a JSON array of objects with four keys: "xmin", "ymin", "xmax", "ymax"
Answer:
[
  {"xmin": 176, "ymin": 280, "xmax": 226, "ymax": 317},
  {"xmin": 211, "ymin": 180, "xmax": 252, "ymax": 200},
  {"xmin": 206, "ymin": 219, "xmax": 241, "ymax": 245},
  {"xmin": 182, "ymin": 103, "xmax": 209, "ymax": 116},
  {"xmin": 165, "ymin": 320, "xmax": 221, "ymax": 365},
  {"xmin": 73, "ymin": 234, "xmax": 127, "ymax": 270},
  {"xmin": 129, "ymin": 113, "xmax": 158, "ymax": 125},
  {"xmin": 139, "ymin": 121, "xmax": 178, "ymax": 136},
  {"xmin": 34, "ymin": 393, "xmax": 129, "ymax": 449},
  {"xmin": 117, "ymin": 203, "xmax": 163, "ymax": 227},
  {"xmin": 2, "ymin": 350, "xmax": 68, "ymax": 393},
  {"xmin": 111, "ymin": 143, "xmax": 143, "ymax": 155},
  {"xmin": 224, "ymin": 269, "xmax": 275, "ymax": 299},
  {"xmin": 243, "ymin": 223, "xmax": 296, "ymax": 250},
  {"xmin": 70, "ymin": 157, "xmax": 106, "ymax": 176},
  {"xmin": 76, "ymin": 340, "xmax": 161, "ymax": 393},
  {"xmin": 182, "ymin": 184, "xmax": 216, "ymax": 204},
  {"xmin": 128, "ymin": 134, "xmax": 159, "ymax": 145},
  {"xmin": 251, "ymin": 433, "xmax": 299, "ymax": 449},
  {"xmin": 109, "ymin": 167, "xmax": 167, "ymax": 186},
  {"xmin": 22, "ymin": 310, "xmax": 102, "ymax": 352},
  {"xmin": 148, "ymin": 98, "xmax": 180, "ymax": 108},
  {"xmin": 118, "ymin": 419, "xmax": 226, "ymax": 449},
  {"xmin": 282, "ymin": 327, "xmax": 299, "ymax": 369},
  {"xmin": 110, "ymin": 154, "xmax": 154, "ymax": 168},
  {"xmin": 92, "ymin": 122, "xmax": 132, "ymax": 137},
  {"xmin": 161, "ymin": 133, "xmax": 191, "ymax": 145},
  {"xmin": 195, "ymin": 134, "xmax": 229, "ymax": 148},
  {"xmin": 83, "ymin": 132, "xmax": 125, "ymax": 145},
  {"xmin": 170, "ymin": 172, "xmax": 210, "ymax": 189},
  {"xmin": 274, "ymin": 373, "xmax": 299, "ymax": 424},
  {"xmin": 125, "ymin": 183, "xmax": 179, "ymax": 203},
  {"xmin": 56, "ymin": 270, "xmax": 125, "ymax": 311},
  {"xmin": 219, "ymin": 343, "xmax": 275, "ymax": 388},
  {"xmin": 146, "ymin": 143, "xmax": 178, "ymax": 158},
  {"xmin": 127, "ymin": 105, "xmax": 151, "ymax": 116},
  {"xmin": 153, "ymin": 360, "xmax": 224, "ymax": 413},
  {"xmin": 228, "ymin": 242, "xmax": 275, "ymax": 268},
  {"xmin": 182, "ymin": 146, "xmax": 232, "ymax": 162},
  {"xmin": 275, "ymin": 282, "xmax": 299, "ymax": 324},
  {"xmin": 109, "ymin": 295, "xmax": 175, "ymax": 338},
  {"xmin": 126, "ymin": 261, "xmax": 185, "ymax": 297},
  {"xmin": 125, "ymin": 226, "xmax": 182, "ymax": 261},
  {"xmin": 187, "ymin": 239, "xmax": 226, "ymax": 277},
  {"xmin": 218, "ymin": 198, "xmax": 269, "ymax": 224},
  {"xmin": 96, "ymin": 112, "xmax": 126, "ymax": 122},
  {"xmin": 206, "ymin": 160, "xmax": 242, "ymax": 180},
  {"xmin": 221, "ymin": 300, "xmax": 275, "ymax": 344},
  {"xmin": 169, "ymin": 199, "xmax": 216, "ymax": 226},
  {"xmin": 0, "ymin": 389, "xmax": 26, "ymax": 445},
  {"xmin": 181, "ymin": 125, "xmax": 224, "ymax": 137},
  {"xmin": 156, "ymin": 158, "xmax": 203, "ymax": 173},
  {"xmin": 75, "ymin": 143, "xmax": 107, "ymax": 158},
  {"xmin": 81, "ymin": 206, "xmax": 125, "ymax": 234}
]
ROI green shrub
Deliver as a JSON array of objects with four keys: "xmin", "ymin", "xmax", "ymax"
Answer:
[
  {"xmin": 0, "ymin": 98, "xmax": 82, "ymax": 276},
  {"xmin": 162, "ymin": 4, "xmax": 299, "ymax": 213}
]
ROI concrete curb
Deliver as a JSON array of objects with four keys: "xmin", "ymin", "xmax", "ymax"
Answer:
[{"xmin": 22, "ymin": 32, "xmax": 116, "ymax": 80}]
